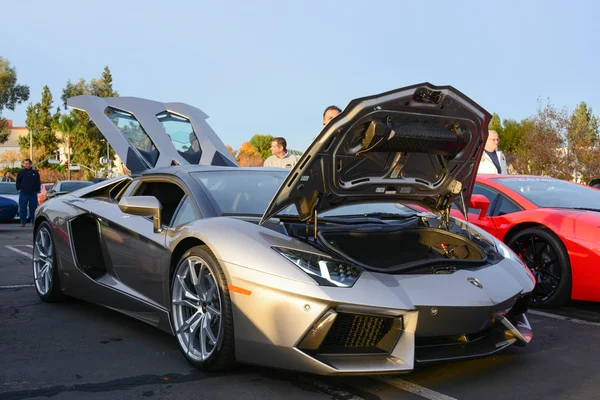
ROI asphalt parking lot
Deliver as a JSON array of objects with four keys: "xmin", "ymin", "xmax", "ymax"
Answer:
[{"xmin": 1, "ymin": 222, "xmax": 599, "ymax": 400}]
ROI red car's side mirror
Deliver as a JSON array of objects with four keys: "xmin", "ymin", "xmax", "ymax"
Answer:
[{"xmin": 469, "ymin": 194, "xmax": 491, "ymax": 220}]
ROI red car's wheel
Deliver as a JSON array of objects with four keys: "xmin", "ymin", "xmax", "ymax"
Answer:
[{"xmin": 507, "ymin": 227, "xmax": 571, "ymax": 308}]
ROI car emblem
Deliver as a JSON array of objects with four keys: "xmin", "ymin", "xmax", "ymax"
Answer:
[
  {"xmin": 430, "ymin": 307, "xmax": 438, "ymax": 316},
  {"xmin": 467, "ymin": 277, "xmax": 483, "ymax": 289}
]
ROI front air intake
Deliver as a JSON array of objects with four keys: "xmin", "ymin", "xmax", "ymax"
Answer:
[{"xmin": 317, "ymin": 312, "xmax": 400, "ymax": 354}]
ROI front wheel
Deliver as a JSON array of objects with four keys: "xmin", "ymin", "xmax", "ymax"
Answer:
[
  {"xmin": 170, "ymin": 245, "xmax": 235, "ymax": 371},
  {"xmin": 507, "ymin": 227, "xmax": 571, "ymax": 308},
  {"xmin": 33, "ymin": 221, "xmax": 65, "ymax": 302}
]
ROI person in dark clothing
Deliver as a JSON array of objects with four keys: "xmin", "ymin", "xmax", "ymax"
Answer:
[{"xmin": 15, "ymin": 159, "xmax": 41, "ymax": 227}]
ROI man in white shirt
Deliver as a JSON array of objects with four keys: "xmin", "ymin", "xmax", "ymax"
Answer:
[
  {"xmin": 478, "ymin": 130, "xmax": 508, "ymax": 174},
  {"xmin": 263, "ymin": 137, "xmax": 299, "ymax": 169}
]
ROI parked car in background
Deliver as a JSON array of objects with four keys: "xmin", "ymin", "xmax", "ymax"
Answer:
[
  {"xmin": 45, "ymin": 180, "xmax": 94, "ymax": 201},
  {"xmin": 589, "ymin": 178, "xmax": 600, "ymax": 189},
  {"xmin": 450, "ymin": 174, "xmax": 600, "ymax": 308},
  {"xmin": 0, "ymin": 182, "xmax": 20, "ymax": 220},
  {"xmin": 38, "ymin": 183, "xmax": 54, "ymax": 204}
]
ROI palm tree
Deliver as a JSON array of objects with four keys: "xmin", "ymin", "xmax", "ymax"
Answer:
[{"xmin": 54, "ymin": 114, "xmax": 78, "ymax": 180}]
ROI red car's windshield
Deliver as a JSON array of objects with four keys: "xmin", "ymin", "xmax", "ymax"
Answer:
[{"xmin": 495, "ymin": 177, "xmax": 600, "ymax": 210}]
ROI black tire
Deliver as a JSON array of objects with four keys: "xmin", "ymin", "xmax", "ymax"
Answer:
[
  {"xmin": 33, "ymin": 221, "xmax": 65, "ymax": 302},
  {"xmin": 507, "ymin": 227, "xmax": 571, "ymax": 308},
  {"xmin": 170, "ymin": 245, "xmax": 235, "ymax": 371}
]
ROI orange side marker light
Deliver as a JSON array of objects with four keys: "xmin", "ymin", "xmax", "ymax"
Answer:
[{"xmin": 227, "ymin": 284, "xmax": 252, "ymax": 295}]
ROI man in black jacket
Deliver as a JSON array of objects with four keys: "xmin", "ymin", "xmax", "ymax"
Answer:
[{"xmin": 15, "ymin": 159, "xmax": 41, "ymax": 227}]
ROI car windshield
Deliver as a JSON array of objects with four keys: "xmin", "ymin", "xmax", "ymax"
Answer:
[
  {"xmin": 495, "ymin": 177, "xmax": 600, "ymax": 209},
  {"xmin": 0, "ymin": 183, "xmax": 18, "ymax": 194},
  {"xmin": 191, "ymin": 170, "xmax": 416, "ymax": 217},
  {"xmin": 60, "ymin": 181, "xmax": 93, "ymax": 192}
]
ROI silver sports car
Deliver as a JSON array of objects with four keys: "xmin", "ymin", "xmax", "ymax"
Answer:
[{"xmin": 33, "ymin": 83, "xmax": 535, "ymax": 375}]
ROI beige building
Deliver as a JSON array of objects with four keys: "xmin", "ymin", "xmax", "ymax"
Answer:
[{"xmin": 0, "ymin": 120, "xmax": 27, "ymax": 168}]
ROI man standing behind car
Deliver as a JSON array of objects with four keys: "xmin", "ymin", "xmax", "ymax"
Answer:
[
  {"xmin": 478, "ymin": 130, "xmax": 508, "ymax": 174},
  {"xmin": 16, "ymin": 159, "xmax": 41, "ymax": 227},
  {"xmin": 322, "ymin": 105, "xmax": 341, "ymax": 126},
  {"xmin": 263, "ymin": 137, "xmax": 299, "ymax": 169}
]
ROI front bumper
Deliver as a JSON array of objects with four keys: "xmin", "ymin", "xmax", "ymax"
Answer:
[{"xmin": 222, "ymin": 261, "xmax": 533, "ymax": 375}]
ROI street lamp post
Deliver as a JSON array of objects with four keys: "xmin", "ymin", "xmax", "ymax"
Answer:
[{"xmin": 29, "ymin": 128, "xmax": 33, "ymax": 162}]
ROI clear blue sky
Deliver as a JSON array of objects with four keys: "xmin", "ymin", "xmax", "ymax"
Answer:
[{"xmin": 2, "ymin": 0, "xmax": 599, "ymax": 151}]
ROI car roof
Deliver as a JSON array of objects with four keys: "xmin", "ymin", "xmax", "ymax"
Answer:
[{"xmin": 476, "ymin": 174, "xmax": 557, "ymax": 183}]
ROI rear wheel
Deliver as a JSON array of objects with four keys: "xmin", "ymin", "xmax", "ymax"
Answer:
[
  {"xmin": 171, "ymin": 245, "xmax": 235, "ymax": 371},
  {"xmin": 507, "ymin": 227, "xmax": 571, "ymax": 308},
  {"xmin": 33, "ymin": 221, "xmax": 65, "ymax": 302}
]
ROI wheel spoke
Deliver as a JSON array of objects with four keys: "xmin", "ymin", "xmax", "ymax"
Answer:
[
  {"xmin": 205, "ymin": 279, "xmax": 217, "ymax": 302},
  {"xmin": 188, "ymin": 260, "xmax": 206, "ymax": 298},
  {"xmin": 172, "ymin": 299, "xmax": 199, "ymax": 309},
  {"xmin": 203, "ymin": 315, "xmax": 217, "ymax": 345},
  {"xmin": 200, "ymin": 318, "xmax": 208, "ymax": 358},
  {"xmin": 177, "ymin": 311, "xmax": 201, "ymax": 334},
  {"xmin": 177, "ymin": 275, "xmax": 199, "ymax": 301},
  {"xmin": 35, "ymin": 241, "xmax": 45, "ymax": 257},
  {"xmin": 206, "ymin": 305, "xmax": 220, "ymax": 317},
  {"xmin": 539, "ymin": 267, "xmax": 560, "ymax": 282}
]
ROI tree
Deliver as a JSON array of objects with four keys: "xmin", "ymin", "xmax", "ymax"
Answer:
[
  {"xmin": 249, "ymin": 134, "xmax": 274, "ymax": 161},
  {"xmin": 511, "ymin": 101, "xmax": 569, "ymax": 179},
  {"xmin": 225, "ymin": 145, "xmax": 238, "ymax": 160},
  {"xmin": 498, "ymin": 118, "xmax": 525, "ymax": 154},
  {"xmin": 54, "ymin": 114, "xmax": 79, "ymax": 180},
  {"xmin": 19, "ymin": 86, "xmax": 61, "ymax": 162},
  {"xmin": 61, "ymin": 66, "xmax": 119, "ymax": 178},
  {"xmin": 0, "ymin": 149, "xmax": 20, "ymax": 168},
  {"xmin": 488, "ymin": 112, "xmax": 503, "ymax": 136},
  {"xmin": 565, "ymin": 102, "xmax": 600, "ymax": 182},
  {"xmin": 238, "ymin": 142, "xmax": 263, "ymax": 167},
  {"xmin": 0, "ymin": 57, "xmax": 30, "ymax": 143}
]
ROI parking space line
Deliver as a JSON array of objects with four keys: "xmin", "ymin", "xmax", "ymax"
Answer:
[
  {"xmin": 375, "ymin": 377, "xmax": 457, "ymax": 400},
  {"xmin": 528, "ymin": 310, "xmax": 600, "ymax": 327},
  {"xmin": 0, "ymin": 284, "xmax": 34, "ymax": 289},
  {"xmin": 5, "ymin": 245, "xmax": 33, "ymax": 259}
]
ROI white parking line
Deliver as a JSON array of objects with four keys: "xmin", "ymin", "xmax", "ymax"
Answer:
[
  {"xmin": 528, "ymin": 310, "xmax": 600, "ymax": 327},
  {"xmin": 0, "ymin": 284, "xmax": 34, "ymax": 289},
  {"xmin": 307, "ymin": 379, "xmax": 363, "ymax": 400},
  {"xmin": 5, "ymin": 245, "xmax": 33, "ymax": 259},
  {"xmin": 375, "ymin": 377, "xmax": 457, "ymax": 400}
]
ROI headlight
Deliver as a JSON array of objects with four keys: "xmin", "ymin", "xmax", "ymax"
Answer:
[
  {"xmin": 494, "ymin": 239, "xmax": 519, "ymax": 261},
  {"xmin": 272, "ymin": 246, "xmax": 362, "ymax": 287}
]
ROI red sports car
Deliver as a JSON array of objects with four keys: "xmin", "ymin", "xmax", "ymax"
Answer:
[{"xmin": 450, "ymin": 174, "xmax": 600, "ymax": 308}]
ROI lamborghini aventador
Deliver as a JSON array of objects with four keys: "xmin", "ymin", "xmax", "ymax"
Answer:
[{"xmin": 32, "ymin": 83, "xmax": 535, "ymax": 375}]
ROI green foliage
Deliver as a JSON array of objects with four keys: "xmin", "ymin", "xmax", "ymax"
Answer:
[
  {"xmin": 60, "ymin": 66, "xmax": 118, "ymax": 178},
  {"xmin": 498, "ymin": 118, "xmax": 526, "ymax": 154},
  {"xmin": 249, "ymin": 134, "xmax": 274, "ymax": 161},
  {"xmin": 0, "ymin": 57, "xmax": 30, "ymax": 143},
  {"xmin": 19, "ymin": 86, "xmax": 61, "ymax": 160},
  {"xmin": 488, "ymin": 113, "xmax": 503, "ymax": 136},
  {"xmin": 566, "ymin": 102, "xmax": 600, "ymax": 182}
]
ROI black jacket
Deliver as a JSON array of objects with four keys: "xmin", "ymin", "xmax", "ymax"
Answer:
[{"xmin": 16, "ymin": 168, "xmax": 41, "ymax": 194}]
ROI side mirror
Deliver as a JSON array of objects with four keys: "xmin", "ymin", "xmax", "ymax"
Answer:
[
  {"xmin": 469, "ymin": 194, "xmax": 491, "ymax": 220},
  {"xmin": 118, "ymin": 196, "xmax": 163, "ymax": 233},
  {"xmin": 46, "ymin": 190, "xmax": 57, "ymax": 199}
]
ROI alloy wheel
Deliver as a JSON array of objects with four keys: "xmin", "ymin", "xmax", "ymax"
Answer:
[
  {"xmin": 33, "ymin": 227, "xmax": 54, "ymax": 296},
  {"xmin": 509, "ymin": 234, "xmax": 561, "ymax": 305},
  {"xmin": 172, "ymin": 256, "xmax": 222, "ymax": 362}
]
